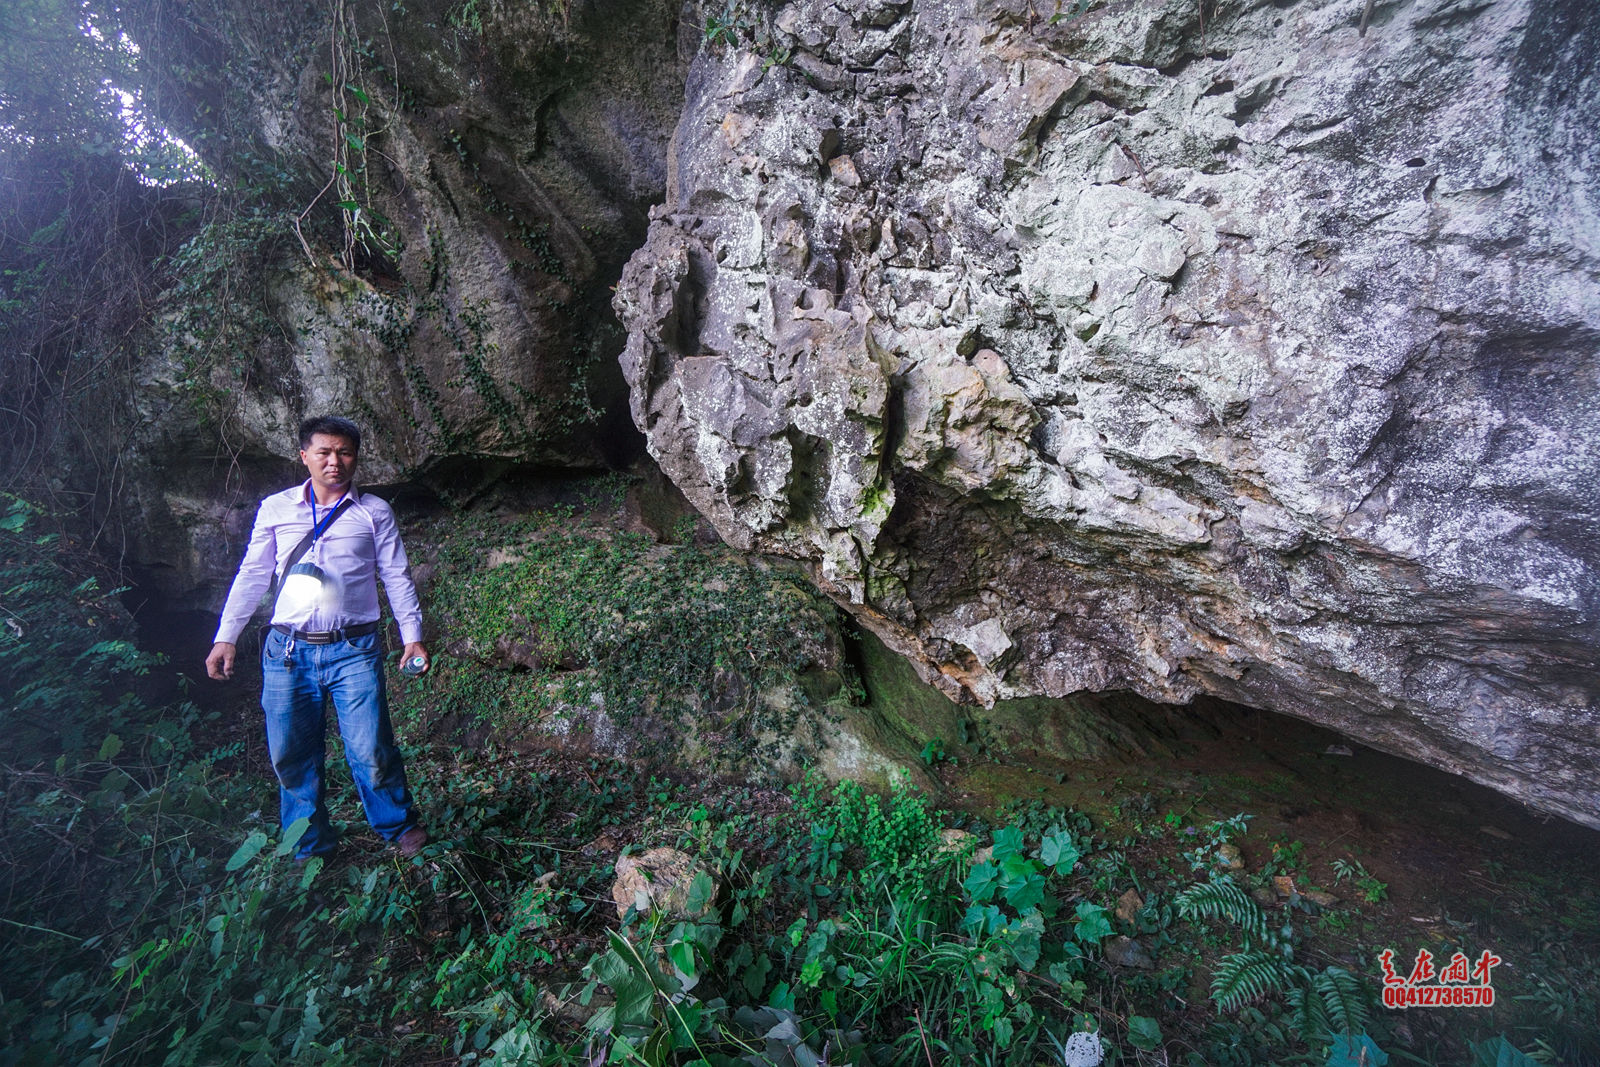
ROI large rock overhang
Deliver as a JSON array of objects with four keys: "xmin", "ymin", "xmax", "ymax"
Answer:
[{"xmin": 614, "ymin": 0, "xmax": 1600, "ymax": 826}]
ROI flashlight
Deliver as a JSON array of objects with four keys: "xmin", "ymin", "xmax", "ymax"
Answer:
[{"xmin": 278, "ymin": 561, "xmax": 330, "ymax": 615}]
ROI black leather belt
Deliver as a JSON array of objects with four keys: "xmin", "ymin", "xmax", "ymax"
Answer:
[{"xmin": 271, "ymin": 621, "xmax": 381, "ymax": 645}]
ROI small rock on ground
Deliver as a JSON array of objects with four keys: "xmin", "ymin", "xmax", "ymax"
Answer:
[
  {"xmin": 1103, "ymin": 935, "xmax": 1155, "ymax": 969},
  {"xmin": 610, "ymin": 847, "xmax": 718, "ymax": 920}
]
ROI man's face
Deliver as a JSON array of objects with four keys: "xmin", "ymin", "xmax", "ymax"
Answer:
[{"xmin": 300, "ymin": 433, "xmax": 358, "ymax": 496}]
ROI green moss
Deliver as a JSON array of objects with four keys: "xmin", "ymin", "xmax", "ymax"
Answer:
[
  {"xmin": 973, "ymin": 692, "xmax": 1161, "ymax": 764},
  {"xmin": 852, "ymin": 627, "xmax": 1150, "ymax": 768},
  {"xmin": 955, "ymin": 762, "xmax": 1085, "ymax": 813},
  {"xmin": 413, "ymin": 502, "xmax": 844, "ymax": 768},
  {"xmin": 854, "ymin": 626, "xmax": 968, "ymax": 751},
  {"xmin": 399, "ymin": 656, "xmax": 571, "ymax": 728},
  {"xmin": 858, "ymin": 482, "xmax": 892, "ymax": 524}
]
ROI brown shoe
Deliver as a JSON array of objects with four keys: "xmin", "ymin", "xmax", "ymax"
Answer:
[{"xmin": 397, "ymin": 827, "xmax": 429, "ymax": 858}]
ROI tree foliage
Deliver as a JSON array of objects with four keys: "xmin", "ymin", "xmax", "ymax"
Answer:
[
  {"xmin": 0, "ymin": 0, "xmax": 309, "ymax": 553},
  {"xmin": 0, "ymin": 0, "xmax": 136, "ymax": 155},
  {"xmin": 1, "ymin": 1, "xmax": 201, "ymax": 513}
]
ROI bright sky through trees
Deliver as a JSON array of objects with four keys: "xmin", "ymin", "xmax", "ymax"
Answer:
[{"xmin": 1, "ymin": 0, "xmax": 209, "ymax": 185}]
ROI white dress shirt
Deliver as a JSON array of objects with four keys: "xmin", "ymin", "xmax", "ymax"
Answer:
[{"xmin": 213, "ymin": 480, "xmax": 424, "ymax": 644}]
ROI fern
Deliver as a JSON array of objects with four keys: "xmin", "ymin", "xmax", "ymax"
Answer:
[
  {"xmin": 1175, "ymin": 875, "xmax": 1271, "ymax": 946},
  {"xmin": 1314, "ymin": 967, "xmax": 1370, "ymax": 1036},
  {"xmin": 1210, "ymin": 949, "xmax": 1295, "ymax": 1012},
  {"xmin": 1286, "ymin": 965, "xmax": 1374, "ymax": 1044},
  {"xmin": 1179, "ymin": 878, "xmax": 1380, "ymax": 1033},
  {"xmin": 1287, "ymin": 981, "xmax": 1332, "ymax": 1041}
]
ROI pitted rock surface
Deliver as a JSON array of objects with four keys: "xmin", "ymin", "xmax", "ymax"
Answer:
[{"xmin": 615, "ymin": 0, "xmax": 1600, "ymax": 825}]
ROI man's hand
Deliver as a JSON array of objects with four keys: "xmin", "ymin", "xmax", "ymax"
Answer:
[
  {"xmin": 206, "ymin": 642, "xmax": 237, "ymax": 681},
  {"xmin": 403, "ymin": 641, "xmax": 431, "ymax": 675}
]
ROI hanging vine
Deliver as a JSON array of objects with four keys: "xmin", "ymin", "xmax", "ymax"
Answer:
[{"xmin": 293, "ymin": 0, "xmax": 401, "ymax": 272}]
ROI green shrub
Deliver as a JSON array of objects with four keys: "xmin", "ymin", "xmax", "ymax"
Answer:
[{"xmin": 0, "ymin": 495, "xmax": 155, "ymax": 762}]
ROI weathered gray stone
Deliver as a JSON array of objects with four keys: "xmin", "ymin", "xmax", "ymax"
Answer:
[
  {"xmin": 118, "ymin": 0, "xmax": 690, "ymax": 605},
  {"xmin": 1103, "ymin": 934, "xmax": 1155, "ymax": 970},
  {"xmin": 615, "ymin": 0, "xmax": 1600, "ymax": 825}
]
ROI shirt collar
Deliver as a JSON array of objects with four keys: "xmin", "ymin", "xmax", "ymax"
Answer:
[{"xmin": 297, "ymin": 479, "xmax": 361, "ymax": 507}]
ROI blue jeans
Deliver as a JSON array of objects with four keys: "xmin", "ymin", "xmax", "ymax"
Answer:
[{"xmin": 261, "ymin": 628, "xmax": 417, "ymax": 858}]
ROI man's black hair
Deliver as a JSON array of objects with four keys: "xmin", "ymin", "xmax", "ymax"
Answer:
[{"xmin": 298, "ymin": 415, "xmax": 362, "ymax": 452}]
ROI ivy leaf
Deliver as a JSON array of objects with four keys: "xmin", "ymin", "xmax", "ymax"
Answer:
[
  {"xmin": 668, "ymin": 999, "xmax": 702, "ymax": 1050},
  {"xmin": 1073, "ymin": 901, "xmax": 1112, "ymax": 946},
  {"xmin": 345, "ymin": 84, "xmax": 371, "ymax": 106},
  {"xmin": 1040, "ymin": 831, "xmax": 1080, "ymax": 874},
  {"xmin": 798, "ymin": 958, "xmax": 824, "ymax": 987},
  {"xmin": 1001, "ymin": 851, "xmax": 1037, "ymax": 883},
  {"xmin": 592, "ymin": 934, "xmax": 658, "ymax": 1028},
  {"xmin": 275, "ymin": 817, "xmax": 310, "ymax": 857},
  {"xmin": 803, "ymin": 928, "xmax": 833, "ymax": 962},
  {"xmin": 1128, "ymin": 1015, "xmax": 1162, "ymax": 1051},
  {"xmin": 666, "ymin": 938, "xmax": 695, "ymax": 978},
  {"xmin": 741, "ymin": 954, "xmax": 772, "ymax": 999},
  {"xmin": 962, "ymin": 903, "xmax": 1004, "ymax": 935},
  {"xmin": 992, "ymin": 825, "xmax": 1025, "ymax": 861},
  {"xmin": 225, "ymin": 830, "xmax": 269, "ymax": 872},
  {"xmin": 1009, "ymin": 911, "xmax": 1044, "ymax": 971},
  {"xmin": 964, "ymin": 860, "xmax": 999, "ymax": 903},
  {"xmin": 684, "ymin": 870, "xmax": 715, "ymax": 917},
  {"xmin": 1002, "ymin": 870, "xmax": 1046, "ymax": 912}
]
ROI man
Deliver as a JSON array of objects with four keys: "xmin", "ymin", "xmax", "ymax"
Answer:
[{"xmin": 205, "ymin": 416, "xmax": 430, "ymax": 860}]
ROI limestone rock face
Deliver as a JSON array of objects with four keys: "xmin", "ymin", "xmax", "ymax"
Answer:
[
  {"xmin": 615, "ymin": 0, "xmax": 1600, "ymax": 825},
  {"xmin": 118, "ymin": 0, "xmax": 689, "ymax": 604}
]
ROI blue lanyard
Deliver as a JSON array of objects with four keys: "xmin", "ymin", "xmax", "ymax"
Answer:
[{"xmin": 310, "ymin": 495, "xmax": 348, "ymax": 543}]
